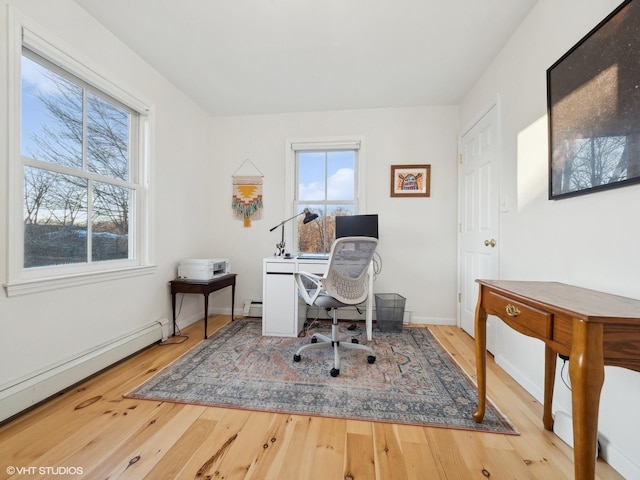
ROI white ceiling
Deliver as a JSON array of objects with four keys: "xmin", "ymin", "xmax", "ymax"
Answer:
[{"xmin": 74, "ymin": 0, "xmax": 538, "ymax": 117}]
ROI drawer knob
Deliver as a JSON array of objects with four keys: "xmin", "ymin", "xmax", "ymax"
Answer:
[{"xmin": 505, "ymin": 304, "xmax": 520, "ymax": 317}]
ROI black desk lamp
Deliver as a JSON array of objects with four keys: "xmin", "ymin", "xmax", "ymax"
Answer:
[{"xmin": 269, "ymin": 208, "xmax": 319, "ymax": 256}]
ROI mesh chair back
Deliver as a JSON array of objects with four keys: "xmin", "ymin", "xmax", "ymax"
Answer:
[{"xmin": 323, "ymin": 236, "xmax": 378, "ymax": 305}]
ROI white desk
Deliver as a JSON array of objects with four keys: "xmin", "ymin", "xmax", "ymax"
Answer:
[{"xmin": 262, "ymin": 256, "xmax": 374, "ymax": 340}]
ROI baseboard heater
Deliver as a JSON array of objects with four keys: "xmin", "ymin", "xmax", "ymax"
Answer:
[
  {"xmin": 243, "ymin": 300, "xmax": 263, "ymax": 317},
  {"xmin": 0, "ymin": 318, "xmax": 167, "ymax": 423}
]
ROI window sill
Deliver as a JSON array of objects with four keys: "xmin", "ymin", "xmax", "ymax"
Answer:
[{"xmin": 4, "ymin": 265, "xmax": 156, "ymax": 297}]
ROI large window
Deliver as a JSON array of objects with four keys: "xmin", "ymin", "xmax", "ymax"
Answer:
[
  {"xmin": 21, "ymin": 52, "xmax": 136, "ymax": 268},
  {"xmin": 291, "ymin": 139, "xmax": 362, "ymax": 253},
  {"xmin": 6, "ymin": 17, "xmax": 152, "ymax": 295}
]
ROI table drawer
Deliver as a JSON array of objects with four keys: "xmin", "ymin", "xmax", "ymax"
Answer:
[
  {"xmin": 297, "ymin": 262, "xmax": 327, "ymax": 275},
  {"xmin": 265, "ymin": 262, "xmax": 295, "ymax": 274},
  {"xmin": 485, "ymin": 291, "xmax": 552, "ymax": 339}
]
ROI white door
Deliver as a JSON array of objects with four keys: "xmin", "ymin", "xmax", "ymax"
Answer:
[{"xmin": 458, "ymin": 106, "xmax": 500, "ymax": 352}]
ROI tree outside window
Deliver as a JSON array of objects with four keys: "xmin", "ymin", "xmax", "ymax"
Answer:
[{"xmin": 21, "ymin": 52, "xmax": 136, "ymax": 268}]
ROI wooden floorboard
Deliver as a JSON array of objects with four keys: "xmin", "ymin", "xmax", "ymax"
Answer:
[{"xmin": 0, "ymin": 316, "xmax": 624, "ymax": 479}]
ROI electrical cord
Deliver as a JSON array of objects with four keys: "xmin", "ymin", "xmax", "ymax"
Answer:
[
  {"xmin": 300, "ymin": 318, "xmax": 318, "ymax": 337},
  {"xmin": 299, "ymin": 304, "xmax": 320, "ymax": 337},
  {"xmin": 299, "ymin": 311, "xmax": 366, "ymax": 340},
  {"xmin": 372, "ymin": 251, "xmax": 382, "ymax": 280},
  {"xmin": 560, "ymin": 356, "xmax": 571, "ymax": 390},
  {"xmin": 160, "ymin": 293, "xmax": 188, "ymax": 345}
]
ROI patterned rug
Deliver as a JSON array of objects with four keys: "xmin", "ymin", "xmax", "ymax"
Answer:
[{"xmin": 126, "ymin": 319, "xmax": 516, "ymax": 434}]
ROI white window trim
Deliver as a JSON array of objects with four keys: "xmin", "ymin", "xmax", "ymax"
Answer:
[
  {"xmin": 4, "ymin": 8, "xmax": 155, "ymax": 297},
  {"xmin": 284, "ymin": 135, "xmax": 367, "ymax": 250}
]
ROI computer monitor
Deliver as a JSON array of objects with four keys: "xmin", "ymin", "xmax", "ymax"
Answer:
[{"xmin": 335, "ymin": 214, "xmax": 379, "ymax": 239}]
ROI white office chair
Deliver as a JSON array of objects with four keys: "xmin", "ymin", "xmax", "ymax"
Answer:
[{"xmin": 293, "ymin": 236, "xmax": 378, "ymax": 377}]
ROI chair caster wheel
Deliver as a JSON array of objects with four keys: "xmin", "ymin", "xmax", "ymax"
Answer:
[
  {"xmin": 330, "ymin": 368, "xmax": 340, "ymax": 377},
  {"xmin": 367, "ymin": 355, "xmax": 376, "ymax": 364},
  {"xmin": 351, "ymin": 338, "xmax": 359, "ymax": 344},
  {"xmin": 311, "ymin": 337, "xmax": 318, "ymax": 343},
  {"xmin": 293, "ymin": 354, "xmax": 301, "ymax": 362}
]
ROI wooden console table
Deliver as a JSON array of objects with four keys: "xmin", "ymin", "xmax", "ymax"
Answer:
[
  {"xmin": 170, "ymin": 274, "xmax": 237, "ymax": 339},
  {"xmin": 472, "ymin": 280, "xmax": 640, "ymax": 479}
]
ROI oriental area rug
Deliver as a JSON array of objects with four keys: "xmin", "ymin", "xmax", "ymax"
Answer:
[{"xmin": 126, "ymin": 319, "xmax": 516, "ymax": 434}]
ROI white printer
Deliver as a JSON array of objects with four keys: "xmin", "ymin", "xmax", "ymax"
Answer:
[{"xmin": 177, "ymin": 258, "xmax": 230, "ymax": 280}]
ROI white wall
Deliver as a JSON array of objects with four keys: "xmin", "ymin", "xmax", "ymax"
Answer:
[
  {"xmin": 12, "ymin": 0, "xmax": 636, "ymax": 474},
  {"xmin": 461, "ymin": 0, "xmax": 640, "ymax": 477},
  {"xmin": 208, "ymin": 107, "xmax": 460, "ymax": 325},
  {"xmin": 0, "ymin": 0, "xmax": 213, "ymax": 397},
  {"xmin": 0, "ymin": 2, "xmax": 461, "ymax": 420}
]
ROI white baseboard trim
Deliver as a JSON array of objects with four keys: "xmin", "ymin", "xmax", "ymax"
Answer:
[
  {"xmin": 409, "ymin": 315, "xmax": 456, "ymax": 326},
  {"xmin": 553, "ymin": 409, "xmax": 640, "ymax": 479},
  {"xmin": 187, "ymin": 306, "xmax": 453, "ymax": 327},
  {"xmin": 495, "ymin": 359, "xmax": 638, "ymax": 479},
  {"xmin": 599, "ymin": 435, "xmax": 640, "ymax": 480},
  {"xmin": 301, "ymin": 306, "xmax": 453, "ymax": 326},
  {"xmin": 0, "ymin": 319, "xmax": 166, "ymax": 423},
  {"xmin": 237, "ymin": 300, "xmax": 457, "ymax": 327},
  {"xmin": 552, "ymin": 409, "xmax": 575, "ymax": 448},
  {"xmin": 494, "ymin": 354, "xmax": 544, "ymax": 404}
]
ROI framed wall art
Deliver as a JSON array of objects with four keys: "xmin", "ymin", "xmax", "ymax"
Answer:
[
  {"xmin": 547, "ymin": 0, "xmax": 640, "ymax": 199},
  {"xmin": 390, "ymin": 164, "xmax": 431, "ymax": 197}
]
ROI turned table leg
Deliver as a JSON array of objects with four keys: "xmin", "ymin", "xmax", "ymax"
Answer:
[
  {"xmin": 473, "ymin": 296, "xmax": 487, "ymax": 423},
  {"xmin": 543, "ymin": 345, "xmax": 557, "ymax": 431},
  {"xmin": 569, "ymin": 319, "xmax": 604, "ymax": 480}
]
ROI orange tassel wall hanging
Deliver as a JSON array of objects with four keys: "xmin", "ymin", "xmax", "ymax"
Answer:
[{"xmin": 231, "ymin": 160, "xmax": 264, "ymax": 227}]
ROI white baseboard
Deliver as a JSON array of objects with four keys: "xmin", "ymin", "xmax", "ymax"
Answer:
[
  {"xmin": 494, "ymin": 354, "xmax": 545, "ymax": 404},
  {"xmin": 495, "ymin": 359, "xmax": 638, "ymax": 480},
  {"xmin": 553, "ymin": 409, "xmax": 640, "ymax": 479},
  {"xmin": 0, "ymin": 319, "xmax": 166, "ymax": 423},
  {"xmin": 409, "ymin": 315, "xmax": 456, "ymax": 326},
  {"xmin": 301, "ymin": 305, "xmax": 419, "ymax": 324},
  {"xmin": 240, "ymin": 300, "xmax": 457, "ymax": 326},
  {"xmin": 553, "ymin": 410, "xmax": 575, "ymax": 448},
  {"xmin": 599, "ymin": 435, "xmax": 640, "ymax": 480}
]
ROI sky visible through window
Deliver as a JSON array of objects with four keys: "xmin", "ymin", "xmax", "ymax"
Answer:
[
  {"xmin": 298, "ymin": 150, "xmax": 355, "ymax": 202},
  {"xmin": 21, "ymin": 55, "xmax": 56, "ymax": 157}
]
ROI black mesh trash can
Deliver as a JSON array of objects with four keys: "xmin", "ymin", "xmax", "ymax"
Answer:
[{"xmin": 374, "ymin": 293, "xmax": 406, "ymax": 332}]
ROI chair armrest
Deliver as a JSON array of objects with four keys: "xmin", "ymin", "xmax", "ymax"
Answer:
[{"xmin": 294, "ymin": 271, "xmax": 324, "ymax": 305}]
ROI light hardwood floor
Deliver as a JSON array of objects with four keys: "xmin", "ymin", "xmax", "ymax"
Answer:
[{"xmin": 0, "ymin": 316, "xmax": 624, "ymax": 480}]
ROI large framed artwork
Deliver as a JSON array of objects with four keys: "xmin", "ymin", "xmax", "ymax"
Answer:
[{"xmin": 547, "ymin": 0, "xmax": 640, "ymax": 199}]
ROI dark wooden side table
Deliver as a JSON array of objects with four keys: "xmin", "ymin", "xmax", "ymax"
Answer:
[{"xmin": 170, "ymin": 274, "xmax": 237, "ymax": 339}]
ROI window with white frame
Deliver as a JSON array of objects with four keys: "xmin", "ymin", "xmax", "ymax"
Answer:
[
  {"xmin": 291, "ymin": 139, "xmax": 362, "ymax": 254},
  {"xmin": 6, "ymin": 17, "xmax": 152, "ymax": 296}
]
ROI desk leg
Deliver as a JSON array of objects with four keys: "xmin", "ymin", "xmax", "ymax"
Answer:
[
  {"xmin": 231, "ymin": 282, "xmax": 236, "ymax": 321},
  {"xmin": 366, "ymin": 262, "xmax": 374, "ymax": 341},
  {"xmin": 171, "ymin": 292, "xmax": 177, "ymax": 337},
  {"xmin": 203, "ymin": 293, "xmax": 209, "ymax": 339},
  {"xmin": 569, "ymin": 320, "xmax": 604, "ymax": 480},
  {"xmin": 472, "ymin": 297, "xmax": 487, "ymax": 423},
  {"xmin": 543, "ymin": 345, "xmax": 557, "ymax": 431}
]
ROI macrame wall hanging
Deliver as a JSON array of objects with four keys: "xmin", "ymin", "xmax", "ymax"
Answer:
[{"xmin": 232, "ymin": 159, "xmax": 264, "ymax": 227}]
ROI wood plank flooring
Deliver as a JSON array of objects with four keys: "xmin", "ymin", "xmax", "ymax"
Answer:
[{"xmin": 0, "ymin": 316, "xmax": 624, "ymax": 479}]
